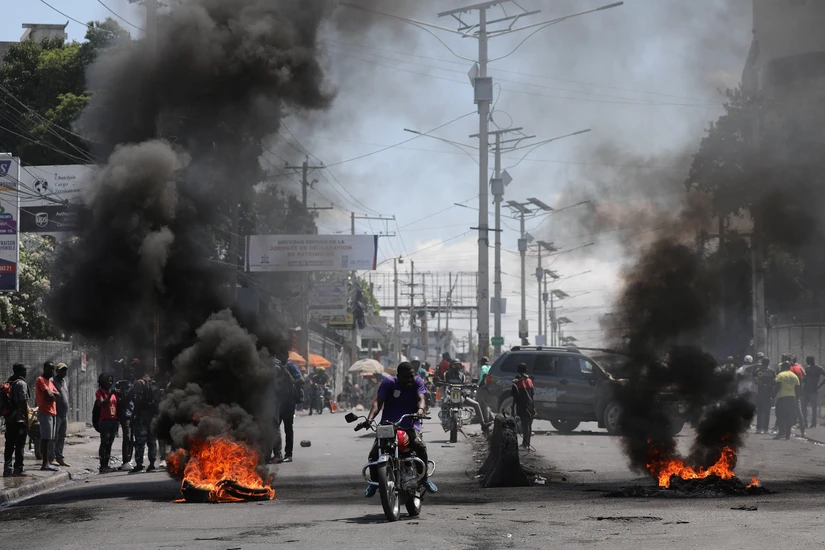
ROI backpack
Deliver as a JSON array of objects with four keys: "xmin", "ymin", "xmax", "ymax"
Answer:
[
  {"xmin": 0, "ymin": 379, "xmax": 21, "ymax": 417},
  {"xmin": 92, "ymin": 399, "xmax": 101, "ymax": 432}
]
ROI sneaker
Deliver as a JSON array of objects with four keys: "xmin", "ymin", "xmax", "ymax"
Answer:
[
  {"xmin": 2, "ymin": 471, "xmax": 11, "ymax": 478},
  {"xmin": 120, "ymin": 462, "xmax": 133, "ymax": 472},
  {"xmin": 49, "ymin": 460, "xmax": 60, "ymax": 467},
  {"xmin": 130, "ymin": 465, "xmax": 145, "ymax": 473},
  {"xmin": 56, "ymin": 459, "xmax": 71, "ymax": 467},
  {"xmin": 159, "ymin": 461, "xmax": 167, "ymax": 469},
  {"xmin": 423, "ymin": 479, "xmax": 438, "ymax": 494},
  {"xmin": 11, "ymin": 471, "xmax": 27, "ymax": 477},
  {"xmin": 282, "ymin": 456, "xmax": 293, "ymax": 463},
  {"xmin": 146, "ymin": 464, "xmax": 156, "ymax": 473},
  {"xmin": 99, "ymin": 466, "xmax": 115, "ymax": 474},
  {"xmin": 40, "ymin": 465, "xmax": 59, "ymax": 471},
  {"xmin": 364, "ymin": 485, "xmax": 377, "ymax": 498}
]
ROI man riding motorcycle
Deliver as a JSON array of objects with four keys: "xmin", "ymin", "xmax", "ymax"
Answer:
[
  {"xmin": 309, "ymin": 367, "xmax": 330, "ymax": 415},
  {"xmin": 443, "ymin": 360, "xmax": 490, "ymax": 431},
  {"xmin": 361, "ymin": 362, "xmax": 437, "ymax": 497},
  {"xmin": 412, "ymin": 357, "xmax": 431, "ymax": 409}
]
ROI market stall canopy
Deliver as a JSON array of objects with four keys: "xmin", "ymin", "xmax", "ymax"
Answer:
[
  {"xmin": 288, "ymin": 351, "xmax": 331, "ymax": 369},
  {"xmin": 348, "ymin": 358, "xmax": 384, "ymax": 375}
]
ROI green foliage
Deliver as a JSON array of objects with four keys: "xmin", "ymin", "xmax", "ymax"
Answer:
[
  {"xmin": 0, "ymin": 235, "xmax": 62, "ymax": 339},
  {"xmin": 0, "ymin": 18, "xmax": 128, "ymax": 165}
]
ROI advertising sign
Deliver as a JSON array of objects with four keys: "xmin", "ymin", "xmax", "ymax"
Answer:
[
  {"xmin": 309, "ymin": 283, "xmax": 349, "ymax": 319},
  {"xmin": 18, "ymin": 164, "xmax": 95, "ymax": 241},
  {"xmin": 19, "ymin": 204, "xmax": 85, "ymax": 233},
  {"xmin": 245, "ymin": 235, "xmax": 378, "ymax": 273},
  {"xmin": 0, "ymin": 154, "xmax": 20, "ymax": 292}
]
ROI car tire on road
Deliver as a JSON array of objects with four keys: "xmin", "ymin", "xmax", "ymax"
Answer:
[
  {"xmin": 550, "ymin": 419, "xmax": 580, "ymax": 433},
  {"xmin": 498, "ymin": 396, "xmax": 514, "ymax": 416},
  {"xmin": 603, "ymin": 401, "xmax": 623, "ymax": 435}
]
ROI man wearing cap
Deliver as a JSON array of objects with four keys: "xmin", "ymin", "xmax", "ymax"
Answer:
[
  {"xmin": 478, "ymin": 357, "xmax": 492, "ymax": 388},
  {"xmin": 50, "ymin": 363, "xmax": 71, "ymax": 467},
  {"xmin": 3, "ymin": 363, "xmax": 29, "ymax": 477}
]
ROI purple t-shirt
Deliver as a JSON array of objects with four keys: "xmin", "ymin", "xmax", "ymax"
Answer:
[{"xmin": 377, "ymin": 375, "xmax": 427, "ymax": 430}]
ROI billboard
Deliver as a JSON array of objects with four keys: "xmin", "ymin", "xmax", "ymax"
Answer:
[
  {"xmin": 0, "ymin": 154, "xmax": 20, "ymax": 292},
  {"xmin": 245, "ymin": 235, "xmax": 378, "ymax": 273},
  {"xmin": 19, "ymin": 164, "xmax": 96, "ymax": 241},
  {"xmin": 309, "ymin": 283, "xmax": 349, "ymax": 320}
]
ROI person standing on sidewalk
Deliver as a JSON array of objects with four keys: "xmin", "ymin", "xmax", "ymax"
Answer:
[
  {"xmin": 774, "ymin": 361, "xmax": 801, "ymax": 440},
  {"xmin": 510, "ymin": 363, "xmax": 536, "ymax": 449},
  {"xmin": 131, "ymin": 365, "xmax": 160, "ymax": 473},
  {"xmin": 49, "ymin": 363, "xmax": 70, "ymax": 467},
  {"xmin": 35, "ymin": 362, "xmax": 59, "ymax": 471},
  {"xmin": 801, "ymin": 356, "xmax": 825, "ymax": 428},
  {"xmin": 3, "ymin": 363, "xmax": 29, "ymax": 477},
  {"xmin": 753, "ymin": 357, "xmax": 776, "ymax": 434},
  {"xmin": 95, "ymin": 373, "xmax": 118, "ymax": 473},
  {"xmin": 114, "ymin": 361, "xmax": 136, "ymax": 471},
  {"xmin": 272, "ymin": 360, "xmax": 303, "ymax": 464}
]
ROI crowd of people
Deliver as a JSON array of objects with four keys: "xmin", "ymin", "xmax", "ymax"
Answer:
[{"xmin": 733, "ymin": 352, "xmax": 825, "ymax": 439}]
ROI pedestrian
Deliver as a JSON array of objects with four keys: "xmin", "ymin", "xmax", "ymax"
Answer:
[
  {"xmin": 113, "ymin": 360, "xmax": 136, "ymax": 471},
  {"xmin": 272, "ymin": 360, "xmax": 303, "ymax": 464},
  {"xmin": 801, "ymin": 356, "xmax": 825, "ymax": 428},
  {"xmin": 774, "ymin": 361, "xmax": 801, "ymax": 440},
  {"xmin": 736, "ymin": 355, "xmax": 756, "ymax": 398},
  {"xmin": 95, "ymin": 373, "xmax": 118, "ymax": 473},
  {"xmin": 510, "ymin": 363, "xmax": 535, "ymax": 449},
  {"xmin": 2, "ymin": 363, "xmax": 29, "ymax": 477},
  {"xmin": 789, "ymin": 355, "xmax": 807, "ymax": 436},
  {"xmin": 437, "ymin": 352, "xmax": 451, "ymax": 381},
  {"xmin": 49, "ymin": 363, "xmax": 71, "ymax": 467},
  {"xmin": 753, "ymin": 357, "xmax": 776, "ymax": 434},
  {"xmin": 131, "ymin": 363, "xmax": 160, "ymax": 473},
  {"xmin": 35, "ymin": 361, "xmax": 60, "ymax": 471},
  {"xmin": 478, "ymin": 356, "xmax": 492, "ymax": 388}
]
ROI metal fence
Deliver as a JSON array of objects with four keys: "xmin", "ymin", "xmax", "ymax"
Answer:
[{"xmin": 0, "ymin": 339, "xmax": 101, "ymax": 425}]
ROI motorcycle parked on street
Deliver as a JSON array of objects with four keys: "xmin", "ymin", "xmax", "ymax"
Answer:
[
  {"xmin": 346, "ymin": 412, "xmax": 435, "ymax": 522},
  {"xmin": 436, "ymin": 382, "xmax": 476, "ymax": 443}
]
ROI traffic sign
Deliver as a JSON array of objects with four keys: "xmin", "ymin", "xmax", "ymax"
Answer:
[{"xmin": 491, "ymin": 336, "xmax": 504, "ymax": 346}]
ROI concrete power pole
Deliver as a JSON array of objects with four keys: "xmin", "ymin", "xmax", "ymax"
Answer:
[
  {"xmin": 394, "ymin": 258, "xmax": 401, "ymax": 363},
  {"xmin": 285, "ymin": 156, "xmax": 324, "ymax": 208}
]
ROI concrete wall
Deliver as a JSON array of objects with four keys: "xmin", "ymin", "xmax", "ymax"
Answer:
[
  {"xmin": 753, "ymin": 0, "xmax": 825, "ymax": 66},
  {"xmin": 0, "ymin": 340, "xmax": 101, "ymax": 425}
]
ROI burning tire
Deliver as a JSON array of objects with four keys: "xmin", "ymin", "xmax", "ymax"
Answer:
[
  {"xmin": 550, "ymin": 419, "xmax": 580, "ymax": 433},
  {"xmin": 603, "ymin": 401, "xmax": 623, "ymax": 435}
]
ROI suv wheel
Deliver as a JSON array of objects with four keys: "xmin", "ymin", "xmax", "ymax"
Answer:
[
  {"xmin": 498, "ymin": 396, "xmax": 514, "ymax": 416},
  {"xmin": 550, "ymin": 419, "xmax": 580, "ymax": 433},
  {"xmin": 603, "ymin": 401, "xmax": 623, "ymax": 435}
]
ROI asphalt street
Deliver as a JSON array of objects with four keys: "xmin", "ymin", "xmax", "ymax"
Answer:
[{"xmin": 2, "ymin": 412, "xmax": 825, "ymax": 549}]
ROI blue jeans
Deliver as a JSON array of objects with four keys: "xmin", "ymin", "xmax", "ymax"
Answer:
[{"xmin": 49, "ymin": 416, "xmax": 68, "ymax": 461}]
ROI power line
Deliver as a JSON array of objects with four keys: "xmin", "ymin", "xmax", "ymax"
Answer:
[
  {"xmin": 96, "ymin": 0, "xmax": 145, "ymax": 31},
  {"xmin": 38, "ymin": 0, "xmax": 115, "ymax": 35}
]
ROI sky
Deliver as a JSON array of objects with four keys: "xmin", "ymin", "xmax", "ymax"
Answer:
[{"xmin": 3, "ymin": 1, "xmax": 754, "ymax": 351}]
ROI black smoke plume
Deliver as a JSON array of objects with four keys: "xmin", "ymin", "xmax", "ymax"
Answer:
[{"xmin": 47, "ymin": 0, "xmax": 348, "ymax": 470}]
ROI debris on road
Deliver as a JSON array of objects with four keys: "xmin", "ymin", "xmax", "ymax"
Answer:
[{"xmin": 606, "ymin": 475, "xmax": 773, "ymax": 498}]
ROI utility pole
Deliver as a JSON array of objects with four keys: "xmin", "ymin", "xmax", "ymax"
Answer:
[
  {"xmin": 128, "ymin": 0, "xmax": 158, "ymax": 60},
  {"xmin": 445, "ymin": 272, "xmax": 452, "ymax": 356},
  {"xmin": 436, "ymin": 287, "xmax": 442, "ymax": 358},
  {"xmin": 286, "ymin": 156, "xmax": 324, "ymax": 208},
  {"xmin": 533, "ymin": 241, "xmax": 556, "ymax": 345},
  {"xmin": 393, "ymin": 258, "xmax": 402, "ymax": 363}
]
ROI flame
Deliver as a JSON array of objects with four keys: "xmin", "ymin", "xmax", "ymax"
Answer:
[
  {"xmin": 167, "ymin": 437, "xmax": 274, "ymax": 502},
  {"xmin": 646, "ymin": 445, "xmax": 738, "ymax": 488},
  {"xmin": 746, "ymin": 476, "xmax": 760, "ymax": 488}
]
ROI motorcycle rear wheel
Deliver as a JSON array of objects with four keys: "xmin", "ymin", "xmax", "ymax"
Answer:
[
  {"xmin": 376, "ymin": 464, "xmax": 400, "ymax": 522},
  {"xmin": 405, "ymin": 492, "xmax": 422, "ymax": 517}
]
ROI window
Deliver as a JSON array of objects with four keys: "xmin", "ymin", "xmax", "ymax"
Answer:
[
  {"xmin": 499, "ymin": 353, "xmax": 531, "ymax": 373},
  {"xmin": 555, "ymin": 356, "xmax": 584, "ymax": 379},
  {"xmin": 533, "ymin": 354, "xmax": 556, "ymax": 376}
]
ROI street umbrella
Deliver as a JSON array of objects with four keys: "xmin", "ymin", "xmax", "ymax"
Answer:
[
  {"xmin": 309, "ymin": 354, "xmax": 331, "ymax": 368},
  {"xmin": 348, "ymin": 358, "xmax": 384, "ymax": 375},
  {"xmin": 288, "ymin": 350, "xmax": 306, "ymax": 367}
]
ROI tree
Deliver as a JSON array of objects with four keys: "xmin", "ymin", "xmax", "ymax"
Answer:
[
  {"xmin": 0, "ymin": 235, "xmax": 62, "ymax": 339},
  {"xmin": 0, "ymin": 19, "xmax": 129, "ymax": 165}
]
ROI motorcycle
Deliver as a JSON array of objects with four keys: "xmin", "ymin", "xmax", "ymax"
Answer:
[
  {"xmin": 436, "ymin": 382, "xmax": 476, "ymax": 443},
  {"xmin": 345, "ymin": 412, "xmax": 435, "ymax": 522}
]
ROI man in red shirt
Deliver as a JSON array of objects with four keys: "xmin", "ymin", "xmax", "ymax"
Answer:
[
  {"xmin": 35, "ymin": 362, "xmax": 60, "ymax": 471},
  {"xmin": 437, "ymin": 353, "xmax": 451, "ymax": 380},
  {"xmin": 95, "ymin": 372, "xmax": 119, "ymax": 473},
  {"xmin": 511, "ymin": 363, "xmax": 536, "ymax": 449}
]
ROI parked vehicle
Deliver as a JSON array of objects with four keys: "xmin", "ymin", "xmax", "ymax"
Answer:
[
  {"xmin": 346, "ymin": 412, "xmax": 434, "ymax": 522},
  {"xmin": 476, "ymin": 346, "xmax": 685, "ymax": 435}
]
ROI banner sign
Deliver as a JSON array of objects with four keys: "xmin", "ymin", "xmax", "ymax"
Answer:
[
  {"xmin": 20, "ymin": 164, "xmax": 95, "ymax": 207},
  {"xmin": 0, "ymin": 154, "xmax": 20, "ymax": 292},
  {"xmin": 309, "ymin": 283, "xmax": 349, "ymax": 319},
  {"xmin": 245, "ymin": 235, "xmax": 378, "ymax": 273},
  {"xmin": 19, "ymin": 204, "xmax": 85, "ymax": 233}
]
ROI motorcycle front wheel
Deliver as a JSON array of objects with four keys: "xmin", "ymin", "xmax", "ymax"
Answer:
[
  {"xmin": 376, "ymin": 464, "xmax": 400, "ymax": 522},
  {"xmin": 449, "ymin": 417, "xmax": 458, "ymax": 443},
  {"xmin": 405, "ymin": 491, "xmax": 422, "ymax": 517}
]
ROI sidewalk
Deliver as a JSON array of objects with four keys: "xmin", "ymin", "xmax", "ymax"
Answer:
[{"xmin": 1, "ymin": 423, "xmax": 101, "ymax": 505}]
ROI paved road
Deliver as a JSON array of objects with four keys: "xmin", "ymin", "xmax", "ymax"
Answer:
[{"xmin": 2, "ymin": 413, "xmax": 825, "ymax": 549}]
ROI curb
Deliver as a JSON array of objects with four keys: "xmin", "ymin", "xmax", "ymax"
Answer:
[{"xmin": 0, "ymin": 471, "xmax": 71, "ymax": 506}]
